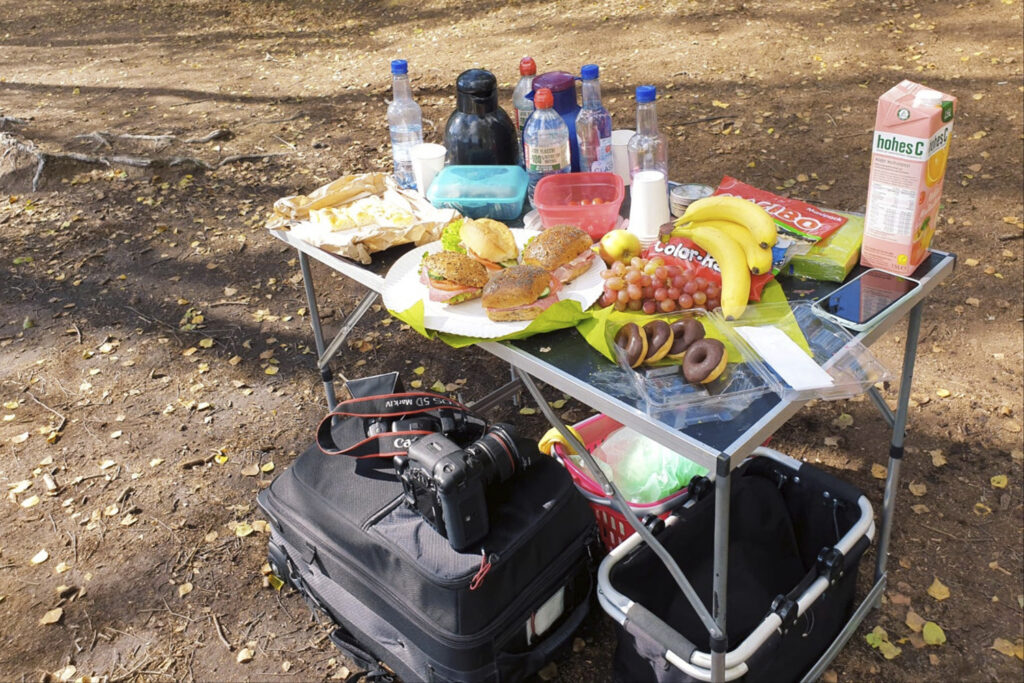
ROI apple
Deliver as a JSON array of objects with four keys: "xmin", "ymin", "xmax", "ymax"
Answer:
[{"xmin": 598, "ymin": 229, "xmax": 642, "ymax": 266}]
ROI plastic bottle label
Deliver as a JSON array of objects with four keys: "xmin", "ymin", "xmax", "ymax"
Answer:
[
  {"xmin": 588, "ymin": 135, "xmax": 613, "ymax": 172},
  {"xmin": 525, "ymin": 141, "xmax": 570, "ymax": 172},
  {"xmin": 515, "ymin": 106, "xmax": 533, "ymax": 135}
]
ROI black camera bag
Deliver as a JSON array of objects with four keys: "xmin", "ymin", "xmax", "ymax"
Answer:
[{"xmin": 257, "ymin": 387, "xmax": 596, "ymax": 682}]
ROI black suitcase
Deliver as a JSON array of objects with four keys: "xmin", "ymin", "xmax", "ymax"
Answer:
[{"xmin": 257, "ymin": 388, "xmax": 596, "ymax": 683}]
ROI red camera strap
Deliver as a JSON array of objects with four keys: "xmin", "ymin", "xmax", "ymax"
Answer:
[{"xmin": 315, "ymin": 392, "xmax": 474, "ymax": 458}]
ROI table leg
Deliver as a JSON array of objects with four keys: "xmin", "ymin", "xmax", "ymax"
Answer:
[
  {"xmin": 299, "ymin": 252, "xmax": 338, "ymax": 411},
  {"xmin": 710, "ymin": 459, "xmax": 730, "ymax": 683},
  {"xmin": 513, "ymin": 368, "xmax": 722, "ymax": 648},
  {"xmin": 874, "ymin": 301, "xmax": 924, "ymax": 584}
]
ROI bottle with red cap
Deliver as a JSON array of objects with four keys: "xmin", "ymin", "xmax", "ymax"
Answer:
[
  {"xmin": 512, "ymin": 57, "xmax": 537, "ymax": 140},
  {"xmin": 522, "ymin": 87, "xmax": 571, "ymax": 207}
]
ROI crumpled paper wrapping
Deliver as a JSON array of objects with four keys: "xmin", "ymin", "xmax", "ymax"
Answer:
[{"xmin": 266, "ymin": 172, "xmax": 458, "ymax": 264}]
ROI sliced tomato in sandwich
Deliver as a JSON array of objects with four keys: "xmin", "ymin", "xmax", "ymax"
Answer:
[
  {"xmin": 465, "ymin": 247, "xmax": 518, "ymax": 272},
  {"xmin": 419, "ymin": 266, "xmax": 483, "ymax": 303}
]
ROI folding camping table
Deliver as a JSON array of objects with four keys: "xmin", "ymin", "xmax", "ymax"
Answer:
[{"xmin": 270, "ymin": 225, "xmax": 955, "ymax": 682}]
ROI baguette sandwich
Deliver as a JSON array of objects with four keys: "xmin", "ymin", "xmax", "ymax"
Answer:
[{"xmin": 457, "ymin": 218, "xmax": 519, "ymax": 271}]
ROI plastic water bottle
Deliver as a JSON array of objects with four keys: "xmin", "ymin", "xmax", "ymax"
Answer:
[
  {"xmin": 387, "ymin": 59, "xmax": 423, "ymax": 190},
  {"xmin": 512, "ymin": 56, "xmax": 537, "ymax": 141},
  {"xmin": 522, "ymin": 87, "xmax": 570, "ymax": 207},
  {"xmin": 576, "ymin": 64, "xmax": 613, "ymax": 173},
  {"xmin": 627, "ymin": 85, "xmax": 668, "ymax": 180}
]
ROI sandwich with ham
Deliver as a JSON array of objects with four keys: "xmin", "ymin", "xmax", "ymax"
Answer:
[
  {"xmin": 481, "ymin": 265, "xmax": 561, "ymax": 321},
  {"xmin": 419, "ymin": 251, "xmax": 489, "ymax": 305},
  {"xmin": 521, "ymin": 224, "xmax": 595, "ymax": 284},
  {"xmin": 454, "ymin": 218, "xmax": 519, "ymax": 271}
]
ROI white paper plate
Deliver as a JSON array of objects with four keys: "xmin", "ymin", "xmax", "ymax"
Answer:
[{"xmin": 382, "ymin": 229, "xmax": 606, "ymax": 338}]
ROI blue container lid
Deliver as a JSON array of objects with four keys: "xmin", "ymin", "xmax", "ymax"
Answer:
[
  {"xmin": 636, "ymin": 85, "xmax": 656, "ymax": 103},
  {"xmin": 581, "ymin": 64, "xmax": 600, "ymax": 81},
  {"xmin": 391, "ymin": 59, "xmax": 408, "ymax": 75},
  {"xmin": 426, "ymin": 165, "xmax": 529, "ymax": 202}
]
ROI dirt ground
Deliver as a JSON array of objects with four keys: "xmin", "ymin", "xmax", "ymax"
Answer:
[{"xmin": 1, "ymin": 1, "xmax": 1022, "ymax": 681}]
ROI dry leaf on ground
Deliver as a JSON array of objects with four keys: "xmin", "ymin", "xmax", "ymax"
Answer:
[
  {"xmin": 39, "ymin": 608, "xmax": 63, "ymax": 625},
  {"xmin": 927, "ymin": 577, "xmax": 951, "ymax": 601},
  {"xmin": 922, "ymin": 622, "xmax": 946, "ymax": 646},
  {"xmin": 905, "ymin": 609, "xmax": 926, "ymax": 632}
]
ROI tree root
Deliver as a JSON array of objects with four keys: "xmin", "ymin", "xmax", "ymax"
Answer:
[
  {"xmin": 1, "ymin": 132, "xmax": 288, "ymax": 191},
  {"xmin": 0, "ymin": 115, "xmax": 29, "ymax": 129},
  {"xmin": 74, "ymin": 130, "xmax": 177, "ymax": 151},
  {"xmin": 74, "ymin": 128, "xmax": 233, "ymax": 151}
]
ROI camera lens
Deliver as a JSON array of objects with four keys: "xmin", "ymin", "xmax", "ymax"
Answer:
[{"xmin": 465, "ymin": 423, "xmax": 539, "ymax": 485}]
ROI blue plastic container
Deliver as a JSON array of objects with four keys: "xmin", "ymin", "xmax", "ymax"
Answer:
[{"xmin": 426, "ymin": 165, "xmax": 529, "ymax": 221}]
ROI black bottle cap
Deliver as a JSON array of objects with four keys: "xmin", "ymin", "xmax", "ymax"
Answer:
[{"xmin": 456, "ymin": 69, "xmax": 497, "ymax": 98}]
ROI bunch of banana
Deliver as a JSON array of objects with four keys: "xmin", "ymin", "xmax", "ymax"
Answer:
[{"xmin": 659, "ymin": 196, "xmax": 777, "ymax": 320}]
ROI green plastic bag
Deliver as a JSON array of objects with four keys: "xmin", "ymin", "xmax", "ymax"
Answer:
[{"xmin": 573, "ymin": 426, "xmax": 708, "ymax": 504}]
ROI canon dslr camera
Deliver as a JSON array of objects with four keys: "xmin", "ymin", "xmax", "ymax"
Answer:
[{"xmin": 394, "ymin": 424, "xmax": 540, "ymax": 551}]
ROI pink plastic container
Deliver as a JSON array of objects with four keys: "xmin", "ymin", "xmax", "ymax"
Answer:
[{"xmin": 533, "ymin": 172, "xmax": 625, "ymax": 240}]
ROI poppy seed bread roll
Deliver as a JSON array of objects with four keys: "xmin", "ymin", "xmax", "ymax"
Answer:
[
  {"xmin": 522, "ymin": 225, "xmax": 595, "ymax": 283},
  {"xmin": 481, "ymin": 265, "xmax": 559, "ymax": 321}
]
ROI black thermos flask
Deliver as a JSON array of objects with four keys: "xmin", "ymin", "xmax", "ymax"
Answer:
[{"xmin": 443, "ymin": 69, "xmax": 519, "ymax": 166}]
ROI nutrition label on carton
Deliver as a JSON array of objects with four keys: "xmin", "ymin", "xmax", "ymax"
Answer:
[{"xmin": 865, "ymin": 154, "xmax": 920, "ymax": 237}]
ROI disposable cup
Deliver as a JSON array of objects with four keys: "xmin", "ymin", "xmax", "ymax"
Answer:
[
  {"xmin": 628, "ymin": 170, "xmax": 670, "ymax": 244},
  {"xmin": 410, "ymin": 143, "xmax": 447, "ymax": 196},
  {"xmin": 611, "ymin": 130, "xmax": 635, "ymax": 187}
]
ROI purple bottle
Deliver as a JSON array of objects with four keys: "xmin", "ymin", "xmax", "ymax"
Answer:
[{"xmin": 526, "ymin": 71, "xmax": 582, "ymax": 171}]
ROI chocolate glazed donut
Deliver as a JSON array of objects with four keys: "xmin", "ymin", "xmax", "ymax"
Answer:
[
  {"xmin": 667, "ymin": 318, "xmax": 705, "ymax": 359},
  {"xmin": 643, "ymin": 320, "xmax": 673, "ymax": 364},
  {"xmin": 614, "ymin": 322, "xmax": 648, "ymax": 368},
  {"xmin": 682, "ymin": 338, "xmax": 727, "ymax": 384}
]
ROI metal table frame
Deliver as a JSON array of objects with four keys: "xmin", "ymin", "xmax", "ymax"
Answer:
[{"xmin": 271, "ymin": 227, "xmax": 955, "ymax": 682}]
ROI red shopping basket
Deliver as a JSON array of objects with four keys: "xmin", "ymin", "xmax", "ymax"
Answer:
[{"xmin": 549, "ymin": 414, "xmax": 693, "ymax": 551}]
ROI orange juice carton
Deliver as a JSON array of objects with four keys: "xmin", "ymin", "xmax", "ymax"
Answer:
[{"xmin": 861, "ymin": 80, "xmax": 956, "ymax": 275}]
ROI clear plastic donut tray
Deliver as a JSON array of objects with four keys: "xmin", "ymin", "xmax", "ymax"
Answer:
[
  {"xmin": 711, "ymin": 301, "xmax": 892, "ymax": 403},
  {"xmin": 605, "ymin": 309, "xmax": 771, "ymax": 429}
]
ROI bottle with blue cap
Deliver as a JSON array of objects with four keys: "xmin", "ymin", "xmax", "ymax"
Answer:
[
  {"xmin": 387, "ymin": 59, "xmax": 424, "ymax": 189},
  {"xmin": 627, "ymin": 85, "xmax": 668, "ymax": 180},
  {"xmin": 575, "ymin": 64, "xmax": 614, "ymax": 173}
]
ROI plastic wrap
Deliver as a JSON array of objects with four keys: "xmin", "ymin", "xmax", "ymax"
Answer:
[
  {"xmin": 786, "ymin": 213, "xmax": 865, "ymax": 283},
  {"xmin": 571, "ymin": 426, "xmax": 707, "ymax": 504}
]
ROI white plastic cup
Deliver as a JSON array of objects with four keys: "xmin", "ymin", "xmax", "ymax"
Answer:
[
  {"xmin": 628, "ymin": 170, "xmax": 670, "ymax": 245},
  {"xmin": 410, "ymin": 143, "xmax": 447, "ymax": 196},
  {"xmin": 611, "ymin": 129, "xmax": 635, "ymax": 187}
]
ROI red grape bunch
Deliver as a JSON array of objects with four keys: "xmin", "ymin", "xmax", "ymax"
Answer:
[{"xmin": 599, "ymin": 256, "xmax": 721, "ymax": 314}]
